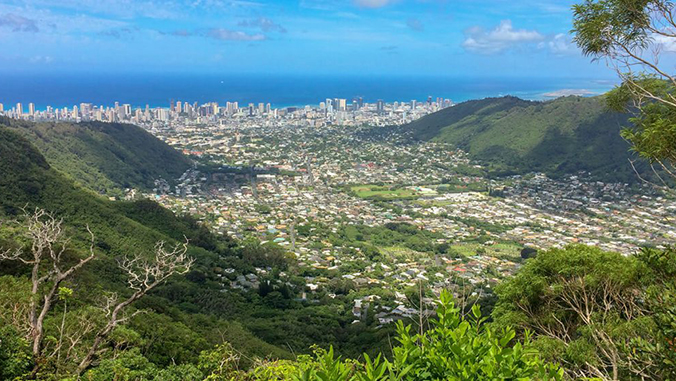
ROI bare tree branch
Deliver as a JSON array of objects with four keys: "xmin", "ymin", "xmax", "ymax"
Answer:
[{"xmin": 76, "ymin": 239, "xmax": 193, "ymax": 374}]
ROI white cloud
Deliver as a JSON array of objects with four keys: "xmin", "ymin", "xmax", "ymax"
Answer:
[
  {"xmin": 462, "ymin": 20, "xmax": 543, "ymax": 54},
  {"xmin": 0, "ymin": 13, "xmax": 39, "ymax": 32},
  {"xmin": 206, "ymin": 28, "xmax": 265, "ymax": 41},
  {"xmin": 28, "ymin": 55, "xmax": 54, "ymax": 64},
  {"xmin": 545, "ymin": 33, "xmax": 578, "ymax": 55},
  {"xmin": 300, "ymin": 0, "xmax": 396, "ymax": 11},
  {"xmin": 653, "ymin": 34, "xmax": 676, "ymax": 52},
  {"xmin": 353, "ymin": 0, "xmax": 395, "ymax": 9},
  {"xmin": 238, "ymin": 17, "xmax": 286, "ymax": 33},
  {"xmin": 406, "ymin": 18, "xmax": 424, "ymax": 32}
]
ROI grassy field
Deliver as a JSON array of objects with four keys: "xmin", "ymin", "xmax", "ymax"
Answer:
[
  {"xmin": 379, "ymin": 246, "xmax": 430, "ymax": 262},
  {"xmin": 351, "ymin": 184, "xmax": 417, "ymax": 200},
  {"xmin": 449, "ymin": 242, "xmax": 522, "ymax": 259}
]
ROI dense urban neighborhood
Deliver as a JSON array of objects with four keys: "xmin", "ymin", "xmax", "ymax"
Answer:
[{"xmin": 84, "ymin": 102, "xmax": 674, "ymax": 323}]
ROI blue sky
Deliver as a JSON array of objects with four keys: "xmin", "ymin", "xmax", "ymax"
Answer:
[{"xmin": 0, "ymin": 0, "xmax": 616, "ymax": 78}]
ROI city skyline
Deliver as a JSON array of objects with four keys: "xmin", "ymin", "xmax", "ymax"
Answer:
[
  {"xmin": 0, "ymin": 0, "xmax": 640, "ymax": 78},
  {"xmin": 0, "ymin": 95, "xmax": 453, "ymax": 129}
]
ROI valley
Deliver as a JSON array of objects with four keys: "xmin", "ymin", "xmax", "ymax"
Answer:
[{"xmin": 139, "ymin": 114, "xmax": 676, "ymax": 328}]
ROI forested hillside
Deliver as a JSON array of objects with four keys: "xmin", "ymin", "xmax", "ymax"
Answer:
[
  {"xmin": 0, "ymin": 126, "xmax": 294, "ymax": 371},
  {"xmin": 0, "ymin": 116, "xmax": 191, "ymax": 195},
  {"xmin": 0, "ymin": 126, "xmax": 397, "ymax": 378},
  {"xmin": 400, "ymin": 96, "xmax": 645, "ymax": 182}
]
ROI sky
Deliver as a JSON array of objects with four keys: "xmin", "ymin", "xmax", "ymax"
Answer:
[{"xmin": 0, "ymin": 0, "xmax": 618, "ymax": 79}]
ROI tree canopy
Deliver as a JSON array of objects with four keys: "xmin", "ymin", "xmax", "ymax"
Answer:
[{"xmin": 573, "ymin": 0, "xmax": 676, "ymax": 184}]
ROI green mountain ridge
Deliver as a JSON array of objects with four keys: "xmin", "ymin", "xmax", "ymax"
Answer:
[
  {"xmin": 401, "ymin": 95, "xmax": 645, "ymax": 182},
  {"xmin": 0, "ymin": 116, "xmax": 192, "ymax": 195},
  {"xmin": 0, "ymin": 121, "xmax": 392, "ymax": 377},
  {"xmin": 0, "ymin": 124, "xmax": 293, "ymax": 369}
]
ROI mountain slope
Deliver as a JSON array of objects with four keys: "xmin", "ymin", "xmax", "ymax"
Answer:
[
  {"xmin": 406, "ymin": 96, "xmax": 535, "ymax": 141},
  {"xmin": 0, "ymin": 116, "xmax": 191, "ymax": 195},
  {"xmin": 0, "ymin": 125, "xmax": 390, "ymax": 370},
  {"xmin": 0, "ymin": 125, "xmax": 292, "ymax": 366},
  {"xmin": 402, "ymin": 96, "xmax": 642, "ymax": 182}
]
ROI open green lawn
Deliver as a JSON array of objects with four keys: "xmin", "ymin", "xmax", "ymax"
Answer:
[
  {"xmin": 449, "ymin": 242, "xmax": 522, "ymax": 259},
  {"xmin": 379, "ymin": 246, "xmax": 429, "ymax": 261},
  {"xmin": 351, "ymin": 184, "xmax": 417, "ymax": 200}
]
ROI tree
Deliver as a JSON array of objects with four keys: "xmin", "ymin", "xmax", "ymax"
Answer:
[
  {"xmin": 493, "ymin": 245, "xmax": 671, "ymax": 380},
  {"xmin": 633, "ymin": 247, "xmax": 676, "ymax": 379},
  {"xmin": 245, "ymin": 290, "xmax": 563, "ymax": 380},
  {"xmin": 573, "ymin": 0, "xmax": 676, "ymax": 183},
  {"xmin": 77, "ymin": 239, "xmax": 194, "ymax": 374},
  {"xmin": 0, "ymin": 325, "xmax": 32, "ymax": 380},
  {"xmin": 0, "ymin": 208, "xmax": 195, "ymax": 376},
  {"xmin": 520, "ymin": 247, "xmax": 538, "ymax": 259},
  {"xmin": 0, "ymin": 208, "xmax": 95, "ymax": 360}
]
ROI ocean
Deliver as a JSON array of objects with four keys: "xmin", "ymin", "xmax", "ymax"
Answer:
[{"xmin": 0, "ymin": 73, "xmax": 617, "ymax": 110}]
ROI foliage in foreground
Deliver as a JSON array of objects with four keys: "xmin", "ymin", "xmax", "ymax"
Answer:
[
  {"xmin": 494, "ymin": 245, "xmax": 676, "ymax": 380},
  {"xmin": 76, "ymin": 290, "xmax": 562, "ymax": 380},
  {"xmin": 573, "ymin": 0, "xmax": 676, "ymax": 184}
]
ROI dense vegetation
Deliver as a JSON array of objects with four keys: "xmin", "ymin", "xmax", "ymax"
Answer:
[
  {"xmin": 0, "ymin": 116, "xmax": 192, "ymax": 196},
  {"xmin": 0, "ymin": 126, "xmax": 394, "ymax": 377},
  {"xmin": 573, "ymin": 0, "xmax": 676, "ymax": 187},
  {"xmin": 398, "ymin": 95, "xmax": 650, "ymax": 182},
  {"xmin": 494, "ymin": 245, "xmax": 676, "ymax": 380}
]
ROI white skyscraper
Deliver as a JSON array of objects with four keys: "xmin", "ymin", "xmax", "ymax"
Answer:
[
  {"xmin": 28, "ymin": 103, "xmax": 35, "ymax": 116},
  {"xmin": 16, "ymin": 103, "xmax": 23, "ymax": 116}
]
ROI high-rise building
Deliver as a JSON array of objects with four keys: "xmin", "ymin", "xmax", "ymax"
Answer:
[
  {"xmin": 265, "ymin": 103, "xmax": 271, "ymax": 114},
  {"xmin": 376, "ymin": 99, "xmax": 384, "ymax": 113},
  {"xmin": 0, "ymin": 103, "xmax": 4, "ymax": 113},
  {"xmin": 80, "ymin": 103, "xmax": 92, "ymax": 115},
  {"xmin": 336, "ymin": 99, "xmax": 347, "ymax": 111},
  {"xmin": 176, "ymin": 101, "xmax": 182, "ymax": 113},
  {"xmin": 16, "ymin": 103, "xmax": 23, "ymax": 116},
  {"xmin": 28, "ymin": 103, "xmax": 35, "ymax": 116}
]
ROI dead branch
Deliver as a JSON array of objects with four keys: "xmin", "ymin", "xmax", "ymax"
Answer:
[{"xmin": 76, "ymin": 239, "xmax": 193, "ymax": 374}]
